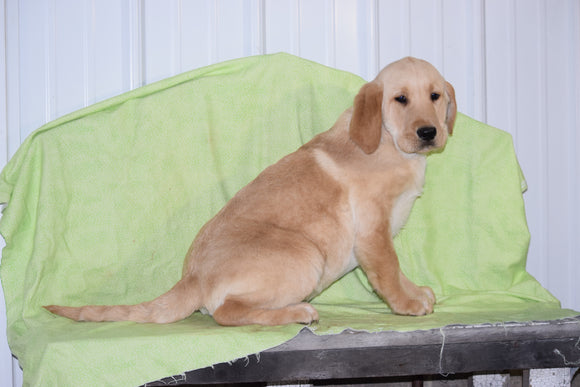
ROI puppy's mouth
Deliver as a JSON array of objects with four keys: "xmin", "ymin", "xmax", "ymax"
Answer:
[{"xmin": 418, "ymin": 141, "xmax": 435, "ymax": 150}]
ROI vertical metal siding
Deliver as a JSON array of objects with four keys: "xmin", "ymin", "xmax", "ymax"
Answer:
[
  {"xmin": 0, "ymin": 0, "xmax": 11, "ymax": 383},
  {"xmin": 1, "ymin": 1, "xmax": 579, "ymax": 385}
]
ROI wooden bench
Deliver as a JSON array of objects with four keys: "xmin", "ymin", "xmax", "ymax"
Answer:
[{"xmin": 144, "ymin": 316, "xmax": 580, "ymax": 386}]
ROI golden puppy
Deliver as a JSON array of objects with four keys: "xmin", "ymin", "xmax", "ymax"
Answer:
[{"xmin": 46, "ymin": 57, "xmax": 456, "ymax": 326}]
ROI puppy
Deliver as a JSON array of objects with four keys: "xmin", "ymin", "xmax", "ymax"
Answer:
[{"xmin": 46, "ymin": 57, "xmax": 456, "ymax": 326}]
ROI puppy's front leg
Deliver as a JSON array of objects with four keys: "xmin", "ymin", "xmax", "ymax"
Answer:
[{"xmin": 355, "ymin": 227, "xmax": 435, "ymax": 316}]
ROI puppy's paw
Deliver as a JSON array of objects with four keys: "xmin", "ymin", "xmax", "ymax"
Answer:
[
  {"xmin": 390, "ymin": 286, "xmax": 436, "ymax": 316},
  {"xmin": 415, "ymin": 285, "xmax": 436, "ymax": 315},
  {"xmin": 420, "ymin": 286, "xmax": 436, "ymax": 302},
  {"xmin": 291, "ymin": 302, "xmax": 319, "ymax": 325}
]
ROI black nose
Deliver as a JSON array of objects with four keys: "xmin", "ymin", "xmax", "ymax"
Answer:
[{"xmin": 417, "ymin": 126, "xmax": 437, "ymax": 141}]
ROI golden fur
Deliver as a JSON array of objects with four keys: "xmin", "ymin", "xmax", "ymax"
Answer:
[{"xmin": 45, "ymin": 57, "xmax": 457, "ymax": 326}]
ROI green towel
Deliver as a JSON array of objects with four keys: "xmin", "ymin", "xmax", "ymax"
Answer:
[{"xmin": 0, "ymin": 53, "xmax": 576, "ymax": 386}]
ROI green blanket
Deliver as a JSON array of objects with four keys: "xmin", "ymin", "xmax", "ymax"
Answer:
[{"xmin": 0, "ymin": 53, "xmax": 577, "ymax": 386}]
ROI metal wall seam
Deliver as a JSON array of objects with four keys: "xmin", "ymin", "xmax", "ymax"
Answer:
[
  {"xmin": 44, "ymin": 0, "xmax": 56, "ymax": 123},
  {"xmin": 127, "ymin": 0, "xmax": 143, "ymax": 91}
]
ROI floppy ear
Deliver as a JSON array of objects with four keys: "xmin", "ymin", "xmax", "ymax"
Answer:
[
  {"xmin": 349, "ymin": 82, "xmax": 384, "ymax": 154},
  {"xmin": 445, "ymin": 81, "xmax": 457, "ymax": 135}
]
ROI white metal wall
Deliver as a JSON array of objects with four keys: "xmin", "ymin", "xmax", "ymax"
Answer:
[{"xmin": 1, "ymin": 1, "xmax": 579, "ymax": 385}]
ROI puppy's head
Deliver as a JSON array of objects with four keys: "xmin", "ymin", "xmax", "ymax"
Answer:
[{"xmin": 349, "ymin": 57, "xmax": 456, "ymax": 155}]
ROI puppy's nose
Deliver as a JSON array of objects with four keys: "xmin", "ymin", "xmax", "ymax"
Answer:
[{"xmin": 417, "ymin": 126, "xmax": 437, "ymax": 141}]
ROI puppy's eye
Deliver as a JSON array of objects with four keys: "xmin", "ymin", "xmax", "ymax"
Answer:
[
  {"xmin": 431, "ymin": 93, "xmax": 440, "ymax": 101},
  {"xmin": 395, "ymin": 95, "xmax": 407, "ymax": 104}
]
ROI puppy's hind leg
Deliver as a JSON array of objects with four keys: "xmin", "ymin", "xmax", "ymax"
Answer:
[{"xmin": 212, "ymin": 298, "xmax": 319, "ymax": 326}]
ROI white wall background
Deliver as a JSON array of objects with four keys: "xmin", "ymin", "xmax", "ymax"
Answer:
[{"xmin": 1, "ymin": 0, "xmax": 579, "ymax": 385}]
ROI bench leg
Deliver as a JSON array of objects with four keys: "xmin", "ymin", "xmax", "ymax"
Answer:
[{"xmin": 529, "ymin": 368, "xmax": 572, "ymax": 387}]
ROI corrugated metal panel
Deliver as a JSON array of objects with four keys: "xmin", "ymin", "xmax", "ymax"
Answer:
[
  {"xmin": 1, "ymin": 1, "xmax": 579, "ymax": 385},
  {"xmin": 0, "ymin": 0, "xmax": 11, "ymax": 381}
]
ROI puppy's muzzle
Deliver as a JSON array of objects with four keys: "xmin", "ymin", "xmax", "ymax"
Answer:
[{"xmin": 417, "ymin": 126, "xmax": 437, "ymax": 142}]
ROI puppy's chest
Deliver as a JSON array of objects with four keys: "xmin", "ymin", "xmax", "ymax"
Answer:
[{"xmin": 389, "ymin": 158, "xmax": 426, "ymax": 236}]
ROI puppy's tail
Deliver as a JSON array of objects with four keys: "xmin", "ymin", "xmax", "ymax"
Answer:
[{"xmin": 44, "ymin": 275, "xmax": 201, "ymax": 324}]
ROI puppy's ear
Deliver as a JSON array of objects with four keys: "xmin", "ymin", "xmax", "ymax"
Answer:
[
  {"xmin": 444, "ymin": 81, "xmax": 457, "ymax": 135},
  {"xmin": 349, "ymin": 82, "xmax": 384, "ymax": 154}
]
